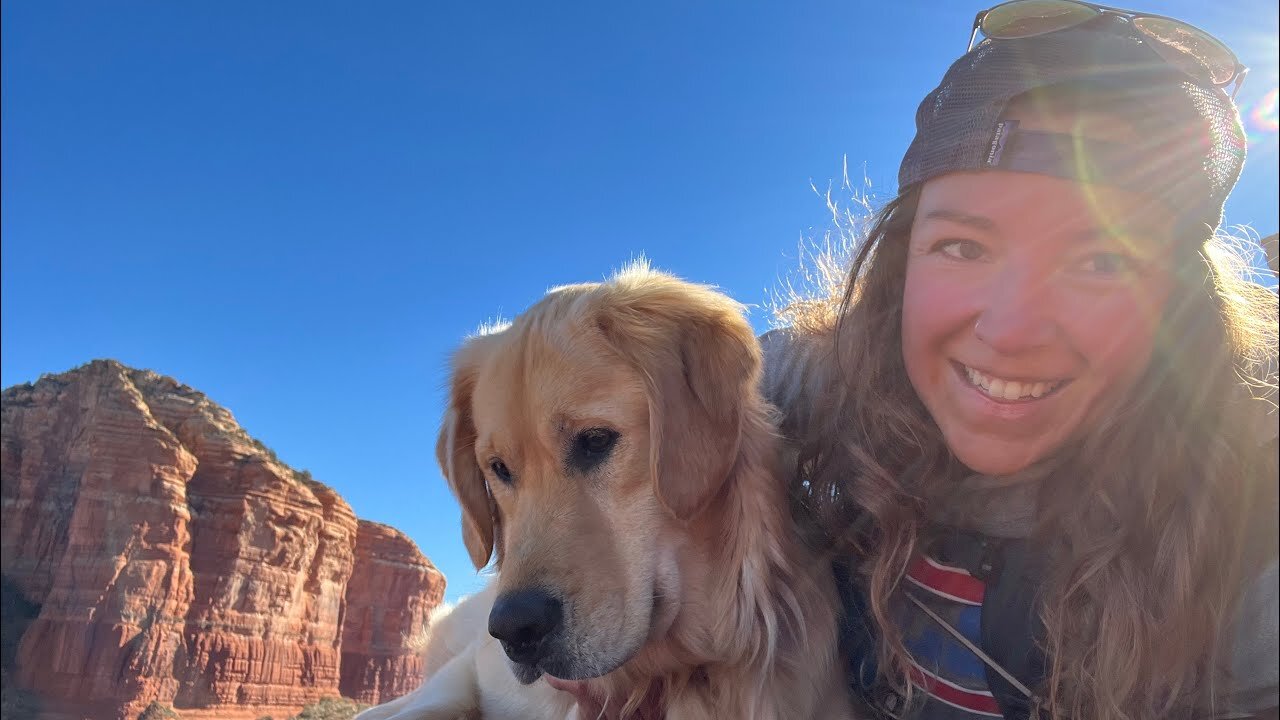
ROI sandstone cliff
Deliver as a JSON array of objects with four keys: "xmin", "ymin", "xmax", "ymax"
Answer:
[
  {"xmin": 339, "ymin": 522, "xmax": 445, "ymax": 706},
  {"xmin": 0, "ymin": 360, "xmax": 445, "ymax": 720}
]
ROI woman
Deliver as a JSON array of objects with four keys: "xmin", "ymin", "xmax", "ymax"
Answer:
[
  {"xmin": 559, "ymin": 3, "xmax": 1279, "ymax": 718},
  {"xmin": 766, "ymin": 4, "xmax": 1278, "ymax": 719}
]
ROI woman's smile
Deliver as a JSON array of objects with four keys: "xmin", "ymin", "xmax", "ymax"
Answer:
[{"xmin": 954, "ymin": 361, "xmax": 1071, "ymax": 402}]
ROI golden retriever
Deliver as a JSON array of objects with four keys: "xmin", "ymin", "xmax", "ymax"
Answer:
[{"xmin": 358, "ymin": 263, "xmax": 854, "ymax": 720}]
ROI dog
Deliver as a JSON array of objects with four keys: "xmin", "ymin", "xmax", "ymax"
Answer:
[{"xmin": 358, "ymin": 263, "xmax": 854, "ymax": 719}]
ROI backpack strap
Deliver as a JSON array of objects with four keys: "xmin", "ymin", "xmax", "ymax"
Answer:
[
  {"xmin": 833, "ymin": 556, "xmax": 880, "ymax": 692},
  {"xmin": 980, "ymin": 538, "xmax": 1049, "ymax": 719},
  {"xmin": 834, "ymin": 533, "xmax": 1052, "ymax": 719},
  {"xmin": 926, "ymin": 529, "xmax": 1050, "ymax": 719},
  {"xmin": 903, "ymin": 589, "xmax": 1034, "ymax": 700}
]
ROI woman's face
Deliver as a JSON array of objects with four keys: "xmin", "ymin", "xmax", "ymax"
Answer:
[{"xmin": 901, "ymin": 170, "xmax": 1175, "ymax": 476}]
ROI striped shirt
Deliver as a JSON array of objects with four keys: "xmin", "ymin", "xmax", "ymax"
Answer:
[{"xmin": 900, "ymin": 553, "xmax": 1002, "ymax": 718}]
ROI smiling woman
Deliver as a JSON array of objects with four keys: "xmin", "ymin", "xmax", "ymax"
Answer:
[
  {"xmin": 758, "ymin": 5, "xmax": 1280, "ymax": 720},
  {"xmin": 902, "ymin": 169, "xmax": 1177, "ymax": 477}
]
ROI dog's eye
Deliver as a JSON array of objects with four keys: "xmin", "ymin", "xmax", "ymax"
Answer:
[
  {"xmin": 569, "ymin": 428, "xmax": 619, "ymax": 473},
  {"xmin": 489, "ymin": 459, "xmax": 514, "ymax": 484},
  {"xmin": 579, "ymin": 428, "xmax": 618, "ymax": 455}
]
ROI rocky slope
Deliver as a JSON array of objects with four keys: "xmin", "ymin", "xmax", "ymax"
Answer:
[{"xmin": 0, "ymin": 360, "xmax": 444, "ymax": 720}]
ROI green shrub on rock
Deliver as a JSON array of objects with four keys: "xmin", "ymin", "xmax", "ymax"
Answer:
[
  {"xmin": 291, "ymin": 697, "xmax": 368, "ymax": 720},
  {"xmin": 137, "ymin": 702, "xmax": 180, "ymax": 720}
]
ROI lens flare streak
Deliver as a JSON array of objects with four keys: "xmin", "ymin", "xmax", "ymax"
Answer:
[{"xmin": 1243, "ymin": 87, "xmax": 1279, "ymax": 142}]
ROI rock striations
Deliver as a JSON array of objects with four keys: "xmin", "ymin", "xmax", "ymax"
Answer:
[{"xmin": 0, "ymin": 360, "xmax": 444, "ymax": 720}]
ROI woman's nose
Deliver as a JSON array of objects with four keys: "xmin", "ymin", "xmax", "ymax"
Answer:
[{"xmin": 972, "ymin": 267, "xmax": 1057, "ymax": 354}]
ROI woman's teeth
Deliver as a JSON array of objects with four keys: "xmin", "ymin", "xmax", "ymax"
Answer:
[{"xmin": 964, "ymin": 366, "xmax": 1063, "ymax": 401}]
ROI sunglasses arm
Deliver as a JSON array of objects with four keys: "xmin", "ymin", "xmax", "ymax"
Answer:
[
  {"xmin": 968, "ymin": 12, "xmax": 986, "ymax": 51},
  {"xmin": 1231, "ymin": 66, "xmax": 1248, "ymax": 100}
]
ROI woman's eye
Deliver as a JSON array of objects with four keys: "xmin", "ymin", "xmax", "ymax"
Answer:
[
  {"xmin": 1078, "ymin": 252, "xmax": 1137, "ymax": 276},
  {"xmin": 937, "ymin": 239, "xmax": 985, "ymax": 261},
  {"xmin": 489, "ymin": 459, "xmax": 513, "ymax": 483},
  {"xmin": 570, "ymin": 428, "xmax": 620, "ymax": 472}
]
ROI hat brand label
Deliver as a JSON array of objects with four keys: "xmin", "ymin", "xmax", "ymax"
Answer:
[{"xmin": 986, "ymin": 120, "xmax": 1018, "ymax": 167}]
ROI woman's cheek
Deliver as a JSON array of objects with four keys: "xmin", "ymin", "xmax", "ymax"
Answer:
[
  {"xmin": 902, "ymin": 260, "xmax": 976, "ymax": 382},
  {"xmin": 1054, "ymin": 283, "xmax": 1167, "ymax": 384}
]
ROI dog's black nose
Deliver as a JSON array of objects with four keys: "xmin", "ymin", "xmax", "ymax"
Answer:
[{"xmin": 488, "ymin": 588, "xmax": 563, "ymax": 665}]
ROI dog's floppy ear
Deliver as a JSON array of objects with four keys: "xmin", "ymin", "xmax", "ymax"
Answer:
[
  {"xmin": 595, "ymin": 270, "xmax": 761, "ymax": 520},
  {"xmin": 436, "ymin": 338, "xmax": 499, "ymax": 570}
]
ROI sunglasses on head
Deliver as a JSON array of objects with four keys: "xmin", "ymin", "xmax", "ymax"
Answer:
[{"xmin": 968, "ymin": 0, "xmax": 1248, "ymax": 98}]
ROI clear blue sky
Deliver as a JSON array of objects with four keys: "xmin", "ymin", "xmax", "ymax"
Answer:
[{"xmin": 3, "ymin": 2, "xmax": 1277, "ymax": 603}]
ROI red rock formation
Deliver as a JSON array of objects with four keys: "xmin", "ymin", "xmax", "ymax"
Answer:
[
  {"xmin": 339, "ymin": 521, "xmax": 446, "ymax": 706},
  {"xmin": 0, "ymin": 360, "xmax": 445, "ymax": 720}
]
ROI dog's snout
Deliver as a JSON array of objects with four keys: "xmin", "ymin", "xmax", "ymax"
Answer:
[{"xmin": 488, "ymin": 589, "xmax": 563, "ymax": 665}]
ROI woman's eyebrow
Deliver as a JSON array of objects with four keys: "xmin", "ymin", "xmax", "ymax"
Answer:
[
  {"xmin": 920, "ymin": 209, "xmax": 997, "ymax": 232},
  {"xmin": 1071, "ymin": 223, "xmax": 1161, "ymax": 247}
]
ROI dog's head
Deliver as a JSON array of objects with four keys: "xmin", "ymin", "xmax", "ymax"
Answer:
[{"xmin": 435, "ymin": 264, "xmax": 761, "ymax": 683}]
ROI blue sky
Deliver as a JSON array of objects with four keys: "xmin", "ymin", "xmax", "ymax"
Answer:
[{"xmin": 3, "ymin": 1, "xmax": 1277, "ymax": 603}]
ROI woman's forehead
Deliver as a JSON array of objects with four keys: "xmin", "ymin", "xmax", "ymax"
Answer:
[{"xmin": 915, "ymin": 171, "xmax": 1175, "ymax": 245}]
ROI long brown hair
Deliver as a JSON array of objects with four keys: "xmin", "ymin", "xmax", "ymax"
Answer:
[{"xmin": 780, "ymin": 184, "xmax": 1279, "ymax": 719}]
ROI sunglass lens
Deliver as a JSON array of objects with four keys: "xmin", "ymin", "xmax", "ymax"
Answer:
[
  {"xmin": 1132, "ymin": 17, "xmax": 1237, "ymax": 85},
  {"xmin": 982, "ymin": 0, "xmax": 1098, "ymax": 40}
]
